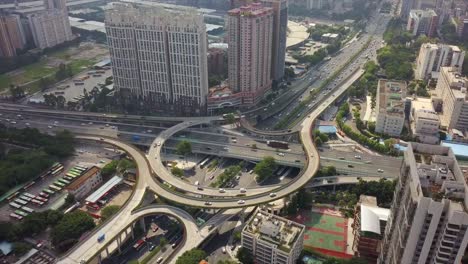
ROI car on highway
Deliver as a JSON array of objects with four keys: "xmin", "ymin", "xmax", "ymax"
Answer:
[
  {"xmin": 219, "ymin": 188, "xmax": 225, "ymax": 193},
  {"xmin": 205, "ymin": 201, "xmax": 212, "ymax": 206},
  {"xmin": 237, "ymin": 200, "xmax": 245, "ymax": 205},
  {"xmin": 240, "ymin": 188, "xmax": 246, "ymax": 193},
  {"xmin": 354, "ymin": 155, "xmax": 362, "ymax": 159},
  {"xmin": 377, "ymin": 169, "xmax": 384, "ymax": 173},
  {"xmin": 156, "ymin": 142, "xmax": 161, "ymax": 146},
  {"xmin": 149, "ymin": 244, "xmax": 156, "ymax": 251},
  {"xmin": 47, "ymin": 125, "xmax": 52, "ymax": 129},
  {"xmin": 269, "ymin": 193, "xmax": 277, "ymax": 198},
  {"xmin": 277, "ymin": 153, "xmax": 285, "ymax": 157},
  {"xmin": 157, "ymin": 257, "xmax": 163, "ymax": 263}
]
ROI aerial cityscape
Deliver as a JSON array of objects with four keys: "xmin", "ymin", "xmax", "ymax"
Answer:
[{"xmin": 0, "ymin": 0, "xmax": 467, "ymax": 263}]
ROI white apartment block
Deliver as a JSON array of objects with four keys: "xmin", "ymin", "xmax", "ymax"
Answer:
[
  {"xmin": 378, "ymin": 143, "xmax": 468, "ymax": 264},
  {"xmin": 410, "ymin": 97, "xmax": 440, "ymax": 144},
  {"xmin": 415, "ymin": 43, "xmax": 465, "ymax": 80},
  {"xmin": 375, "ymin": 80, "xmax": 407, "ymax": 137},
  {"xmin": 28, "ymin": 9, "xmax": 73, "ymax": 49},
  {"xmin": 242, "ymin": 210, "xmax": 305, "ymax": 264},
  {"xmin": 105, "ymin": 3, "xmax": 208, "ymax": 115},
  {"xmin": 228, "ymin": 3, "xmax": 273, "ymax": 105},
  {"xmin": 434, "ymin": 67, "xmax": 468, "ymax": 131}
]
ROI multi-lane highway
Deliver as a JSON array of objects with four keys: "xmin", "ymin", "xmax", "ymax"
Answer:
[{"xmin": 0, "ymin": 3, "xmax": 398, "ymax": 264}]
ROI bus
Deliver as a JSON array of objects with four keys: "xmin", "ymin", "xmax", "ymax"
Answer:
[
  {"xmin": 66, "ymin": 172, "xmax": 78, "ymax": 178},
  {"xmin": 64, "ymin": 176, "xmax": 74, "ymax": 181},
  {"xmin": 70, "ymin": 169, "xmax": 82, "ymax": 174},
  {"xmin": 23, "ymin": 193, "xmax": 36, "ymax": 199},
  {"xmin": 7, "ymin": 192, "xmax": 20, "ymax": 201},
  {"xmin": 19, "ymin": 196, "xmax": 32, "ymax": 202},
  {"xmin": 39, "ymin": 192, "xmax": 49, "ymax": 198},
  {"xmin": 133, "ymin": 239, "xmax": 145, "ymax": 251},
  {"xmin": 31, "ymin": 199, "xmax": 44, "ymax": 206},
  {"xmin": 35, "ymin": 196, "xmax": 48, "ymax": 203},
  {"xmin": 49, "ymin": 185, "xmax": 62, "ymax": 192},
  {"xmin": 43, "ymin": 189, "xmax": 55, "ymax": 195},
  {"xmin": 15, "ymin": 210, "xmax": 28, "ymax": 217},
  {"xmin": 14, "ymin": 199, "xmax": 28, "ymax": 205},
  {"xmin": 199, "ymin": 156, "xmax": 212, "ymax": 169},
  {"xmin": 75, "ymin": 166, "xmax": 88, "ymax": 171},
  {"xmin": 51, "ymin": 166, "xmax": 64, "ymax": 176},
  {"xmin": 54, "ymin": 181, "xmax": 65, "ymax": 187},
  {"xmin": 9, "ymin": 202, "xmax": 22, "ymax": 209},
  {"xmin": 276, "ymin": 167, "xmax": 286, "ymax": 176},
  {"xmin": 58, "ymin": 178, "xmax": 70, "ymax": 185},
  {"xmin": 10, "ymin": 213, "xmax": 23, "ymax": 220},
  {"xmin": 70, "ymin": 171, "xmax": 81, "ymax": 176},
  {"xmin": 21, "ymin": 206, "xmax": 35, "ymax": 214}
]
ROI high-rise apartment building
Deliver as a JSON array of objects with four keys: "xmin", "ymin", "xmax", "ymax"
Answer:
[
  {"xmin": 227, "ymin": 3, "xmax": 273, "ymax": 105},
  {"xmin": 407, "ymin": 9, "xmax": 438, "ymax": 37},
  {"xmin": 415, "ymin": 43, "xmax": 465, "ymax": 80},
  {"xmin": 379, "ymin": 143, "xmax": 468, "ymax": 264},
  {"xmin": 28, "ymin": 10, "xmax": 73, "ymax": 49},
  {"xmin": 0, "ymin": 14, "xmax": 26, "ymax": 57},
  {"xmin": 434, "ymin": 67, "xmax": 468, "ymax": 131},
  {"xmin": 105, "ymin": 3, "xmax": 209, "ymax": 115},
  {"xmin": 261, "ymin": 0, "xmax": 288, "ymax": 84},
  {"xmin": 242, "ymin": 209, "xmax": 305, "ymax": 264},
  {"xmin": 375, "ymin": 80, "xmax": 407, "ymax": 137},
  {"xmin": 306, "ymin": 0, "xmax": 325, "ymax": 9},
  {"xmin": 455, "ymin": 16, "xmax": 468, "ymax": 39}
]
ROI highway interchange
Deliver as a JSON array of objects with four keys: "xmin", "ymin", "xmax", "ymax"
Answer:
[{"xmin": 0, "ymin": 4, "xmax": 397, "ymax": 263}]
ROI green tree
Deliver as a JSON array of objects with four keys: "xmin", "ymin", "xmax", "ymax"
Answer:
[
  {"xmin": 101, "ymin": 160, "xmax": 118, "ymax": 177},
  {"xmin": 100, "ymin": 205, "xmax": 121, "ymax": 221},
  {"xmin": 176, "ymin": 140, "xmax": 192, "ymax": 159},
  {"xmin": 51, "ymin": 211, "xmax": 96, "ymax": 252},
  {"xmin": 117, "ymin": 158, "xmax": 136, "ymax": 173},
  {"xmin": 315, "ymin": 137, "xmax": 323, "ymax": 146},
  {"xmin": 159, "ymin": 237, "xmax": 168, "ymax": 248},
  {"xmin": 251, "ymin": 143, "xmax": 257, "ymax": 149},
  {"xmin": 64, "ymin": 193, "xmax": 76, "ymax": 207},
  {"xmin": 176, "ymin": 248, "xmax": 206, "ymax": 264},
  {"xmin": 224, "ymin": 113, "xmax": 236, "ymax": 126},
  {"xmin": 236, "ymin": 247, "xmax": 254, "ymax": 264},
  {"xmin": 12, "ymin": 242, "xmax": 31, "ymax": 257},
  {"xmin": 254, "ymin": 156, "xmax": 277, "ymax": 182},
  {"xmin": 171, "ymin": 166, "xmax": 184, "ymax": 177}
]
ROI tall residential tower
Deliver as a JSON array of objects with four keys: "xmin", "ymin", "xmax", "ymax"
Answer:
[
  {"xmin": 261, "ymin": 0, "xmax": 288, "ymax": 84},
  {"xmin": 379, "ymin": 143, "xmax": 468, "ymax": 264},
  {"xmin": 105, "ymin": 3, "xmax": 209, "ymax": 115},
  {"xmin": 227, "ymin": 3, "xmax": 274, "ymax": 105}
]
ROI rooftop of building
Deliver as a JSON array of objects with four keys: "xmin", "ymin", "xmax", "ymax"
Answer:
[
  {"xmin": 286, "ymin": 20, "xmax": 309, "ymax": 48},
  {"xmin": 243, "ymin": 210, "xmax": 304, "ymax": 253},
  {"xmin": 378, "ymin": 79, "xmax": 407, "ymax": 116},
  {"xmin": 228, "ymin": 2, "xmax": 273, "ymax": 16},
  {"xmin": 409, "ymin": 8, "xmax": 437, "ymax": 17},
  {"xmin": 66, "ymin": 166, "xmax": 100, "ymax": 191},
  {"xmin": 439, "ymin": 67, "xmax": 468, "ymax": 100},
  {"xmin": 406, "ymin": 143, "xmax": 467, "ymax": 207}
]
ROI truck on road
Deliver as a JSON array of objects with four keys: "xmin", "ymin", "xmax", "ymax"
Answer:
[{"xmin": 267, "ymin": 140, "xmax": 289, "ymax": 149}]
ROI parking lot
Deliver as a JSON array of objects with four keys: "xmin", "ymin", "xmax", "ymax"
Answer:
[{"xmin": 0, "ymin": 142, "xmax": 117, "ymax": 222}]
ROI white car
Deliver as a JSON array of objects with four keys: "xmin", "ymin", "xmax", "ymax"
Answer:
[
  {"xmin": 237, "ymin": 200, "xmax": 245, "ymax": 205},
  {"xmin": 223, "ymin": 147, "xmax": 229, "ymax": 150},
  {"xmin": 219, "ymin": 188, "xmax": 226, "ymax": 193},
  {"xmin": 47, "ymin": 125, "xmax": 53, "ymax": 129},
  {"xmin": 377, "ymin": 169, "xmax": 384, "ymax": 173},
  {"xmin": 354, "ymin": 155, "xmax": 362, "ymax": 159},
  {"xmin": 277, "ymin": 153, "xmax": 285, "ymax": 157},
  {"xmin": 269, "ymin": 193, "xmax": 277, "ymax": 198},
  {"xmin": 156, "ymin": 142, "xmax": 161, "ymax": 146},
  {"xmin": 240, "ymin": 188, "xmax": 246, "ymax": 193}
]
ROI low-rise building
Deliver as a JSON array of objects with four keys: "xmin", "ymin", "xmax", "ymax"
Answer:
[
  {"xmin": 415, "ymin": 43, "xmax": 465, "ymax": 80},
  {"xmin": 242, "ymin": 209, "xmax": 305, "ymax": 264},
  {"xmin": 434, "ymin": 67, "xmax": 468, "ymax": 131},
  {"xmin": 375, "ymin": 80, "xmax": 407, "ymax": 137},
  {"xmin": 410, "ymin": 97, "xmax": 440, "ymax": 144},
  {"xmin": 352, "ymin": 195, "xmax": 390, "ymax": 263},
  {"xmin": 407, "ymin": 9, "xmax": 438, "ymax": 37},
  {"xmin": 65, "ymin": 166, "xmax": 102, "ymax": 199}
]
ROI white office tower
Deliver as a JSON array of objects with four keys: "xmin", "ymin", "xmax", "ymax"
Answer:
[
  {"xmin": 242, "ymin": 210, "xmax": 305, "ymax": 264},
  {"xmin": 378, "ymin": 143, "xmax": 468, "ymax": 264},
  {"xmin": 415, "ymin": 43, "xmax": 465, "ymax": 80},
  {"xmin": 105, "ymin": 3, "xmax": 209, "ymax": 115}
]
